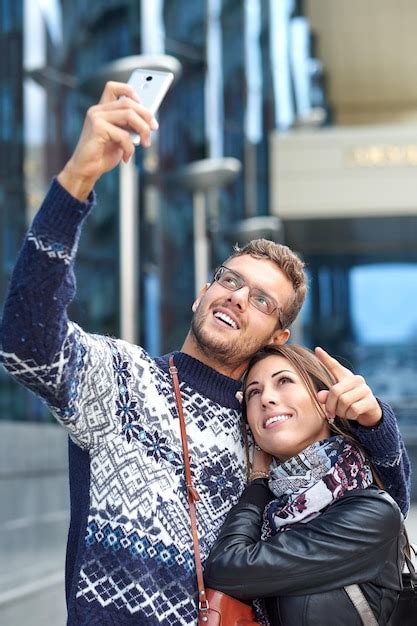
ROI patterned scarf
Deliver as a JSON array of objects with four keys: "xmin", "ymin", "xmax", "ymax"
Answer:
[{"xmin": 254, "ymin": 436, "xmax": 373, "ymax": 624}]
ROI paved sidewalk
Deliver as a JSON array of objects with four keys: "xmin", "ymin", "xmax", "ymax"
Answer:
[{"xmin": 0, "ymin": 575, "xmax": 66, "ymax": 626}]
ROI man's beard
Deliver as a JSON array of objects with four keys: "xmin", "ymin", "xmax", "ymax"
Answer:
[{"xmin": 191, "ymin": 305, "xmax": 272, "ymax": 368}]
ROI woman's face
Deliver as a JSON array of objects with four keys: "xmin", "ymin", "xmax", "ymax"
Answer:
[{"xmin": 245, "ymin": 355, "xmax": 331, "ymax": 461}]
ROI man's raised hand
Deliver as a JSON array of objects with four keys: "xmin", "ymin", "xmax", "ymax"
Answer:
[{"xmin": 58, "ymin": 81, "xmax": 158, "ymax": 200}]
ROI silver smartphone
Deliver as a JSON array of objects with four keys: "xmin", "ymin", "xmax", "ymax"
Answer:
[{"xmin": 127, "ymin": 68, "xmax": 174, "ymax": 144}]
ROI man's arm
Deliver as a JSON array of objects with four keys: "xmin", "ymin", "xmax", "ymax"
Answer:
[
  {"xmin": 0, "ymin": 82, "xmax": 158, "ymax": 447},
  {"xmin": 351, "ymin": 400, "xmax": 411, "ymax": 517},
  {"xmin": 0, "ymin": 180, "xmax": 94, "ymax": 409}
]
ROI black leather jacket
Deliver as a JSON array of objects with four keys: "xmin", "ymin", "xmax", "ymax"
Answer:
[{"xmin": 205, "ymin": 485, "xmax": 403, "ymax": 625}]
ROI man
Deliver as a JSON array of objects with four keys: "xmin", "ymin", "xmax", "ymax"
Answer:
[{"xmin": 0, "ymin": 83, "xmax": 409, "ymax": 625}]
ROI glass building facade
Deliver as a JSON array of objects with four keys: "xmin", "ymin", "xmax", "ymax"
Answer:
[
  {"xmin": 0, "ymin": 0, "xmax": 27, "ymax": 420},
  {"xmin": 1, "ymin": 0, "xmax": 416, "ymax": 433}
]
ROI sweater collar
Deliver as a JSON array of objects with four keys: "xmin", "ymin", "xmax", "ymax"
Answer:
[{"xmin": 155, "ymin": 351, "xmax": 242, "ymax": 410}]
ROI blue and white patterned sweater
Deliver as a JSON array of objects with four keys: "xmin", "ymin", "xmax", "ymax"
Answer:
[{"xmin": 0, "ymin": 179, "xmax": 411, "ymax": 625}]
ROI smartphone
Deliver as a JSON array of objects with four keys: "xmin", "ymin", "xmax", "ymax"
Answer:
[{"xmin": 126, "ymin": 68, "xmax": 174, "ymax": 144}]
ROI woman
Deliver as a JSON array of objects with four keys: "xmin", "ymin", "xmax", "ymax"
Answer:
[{"xmin": 204, "ymin": 344, "xmax": 404, "ymax": 626}]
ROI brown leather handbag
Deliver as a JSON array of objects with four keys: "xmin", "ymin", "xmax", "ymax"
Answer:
[
  {"xmin": 169, "ymin": 357, "xmax": 260, "ymax": 625},
  {"xmin": 202, "ymin": 589, "xmax": 260, "ymax": 625}
]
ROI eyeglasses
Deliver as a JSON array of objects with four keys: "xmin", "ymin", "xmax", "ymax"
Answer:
[{"xmin": 213, "ymin": 265, "xmax": 282, "ymax": 323}]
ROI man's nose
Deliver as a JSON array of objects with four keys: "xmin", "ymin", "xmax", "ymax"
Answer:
[{"xmin": 227, "ymin": 285, "xmax": 250, "ymax": 309}]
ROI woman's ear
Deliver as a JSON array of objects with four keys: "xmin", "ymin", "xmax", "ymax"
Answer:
[{"xmin": 317, "ymin": 389, "xmax": 335, "ymax": 423}]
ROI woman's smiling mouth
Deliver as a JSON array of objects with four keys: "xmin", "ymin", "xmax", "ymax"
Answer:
[{"xmin": 264, "ymin": 414, "xmax": 293, "ymax": 429}]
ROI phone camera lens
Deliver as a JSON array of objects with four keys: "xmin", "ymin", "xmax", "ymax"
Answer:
[{"xmin": 146, "ymin": 76, "xmax": 153, "ymax": 82}]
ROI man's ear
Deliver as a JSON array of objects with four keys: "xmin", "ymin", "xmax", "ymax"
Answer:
[
  {"xmin": 269, "ymin": 328, "xmax": 290, "ymax": 346},
  {"xmin": 192, "ymin": 283, "xmax": 210, "ymax": 312}
]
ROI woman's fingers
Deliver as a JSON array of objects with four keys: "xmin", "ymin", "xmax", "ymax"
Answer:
[
  {"xmin": 323, "ymin": 376, "xmax": 363, "ymax": 418},
  {"xmin": 330, "ymin": 381, "xmax": 370, "ymax": 419},
  {"xmin": 315, "ymin": 346, "xmax": 353, "ymax": 383},
  {"xmin": 315, "ymin": 348, "xmax": 382, "ymax": 426}
]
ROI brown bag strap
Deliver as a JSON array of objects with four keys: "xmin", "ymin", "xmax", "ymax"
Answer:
[
  {"xmin": 168, "ymin": 356, "xmax": 209, "ymax": 621},
  {"xmin": 241, "ymin": 417, "xmax": 251, "ymax": 482}
]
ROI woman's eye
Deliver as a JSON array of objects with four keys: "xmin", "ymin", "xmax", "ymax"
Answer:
[
  {"xmin": 247, "ymin": 388, "xmax": 260, "ymax": 400},
  {"xmin": 278, "ymin": 376, "xmax": 293, "ymax": 385}
]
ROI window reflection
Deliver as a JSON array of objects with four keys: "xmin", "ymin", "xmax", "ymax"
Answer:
[{"xmin": 351, "ymin": 264, "xmax": 417, "ymax": 425}]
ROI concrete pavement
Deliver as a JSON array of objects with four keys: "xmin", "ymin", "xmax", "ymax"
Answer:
[{"xmin": 0, "ymin": 574, "xmax": 66, "ymax": 626}]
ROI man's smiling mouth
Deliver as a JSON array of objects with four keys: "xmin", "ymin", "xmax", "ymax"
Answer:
[{"xmin": 213, "ymin": 311, "xmax": 239, "ymax": 330}]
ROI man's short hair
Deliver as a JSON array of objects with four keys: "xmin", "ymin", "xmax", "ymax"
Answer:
[{"xmin": 226, "ymin": 238, "xmax": 308, "ymax": 329}]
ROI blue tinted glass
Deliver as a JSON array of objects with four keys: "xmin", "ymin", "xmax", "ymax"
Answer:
[
  {"xmin": 351, "ymin": 264, "xmax": 417, "ymax": 343},
  {"xmin": 350, "ymin": 263, "xmax": 417, "ymax": 425}
]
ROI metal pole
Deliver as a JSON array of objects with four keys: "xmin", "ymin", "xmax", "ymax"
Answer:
[
  {"xmin": 193, "ymin": 190, "xmax": 209, "ymax": 296},
  {"xmin": 119, "ymin": 158, "xmax": 139, "ymax": 343}
]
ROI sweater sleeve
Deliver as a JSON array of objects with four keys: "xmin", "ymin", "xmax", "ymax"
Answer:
[
  {"xmin": 350, "ymin": 399, "xmax": 411, "ymax": 516},
  {"xmin": 0, "ymin": 179, "xmax": 117, "ymax": 450},
  {"xmin": 204, "ymin": 489, "xmax": 403, "ymax": 600}
]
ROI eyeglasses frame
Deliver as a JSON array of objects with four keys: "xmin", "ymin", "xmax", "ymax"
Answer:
[{"xmin": 212, "ymin": 265, "xmax": 284, "ymax": 328}]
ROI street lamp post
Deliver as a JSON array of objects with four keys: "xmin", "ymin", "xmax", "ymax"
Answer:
[
  {"xmin": 80, "ymin": 55, "xmax": 182, "ymax": 344},
  {"xmin": 231, "ymin": 215, "xmax": 285, "ymax": 247},
  {"xmin": 173, "ymin": 157, "xmax": 242, "ymax": 295}
]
